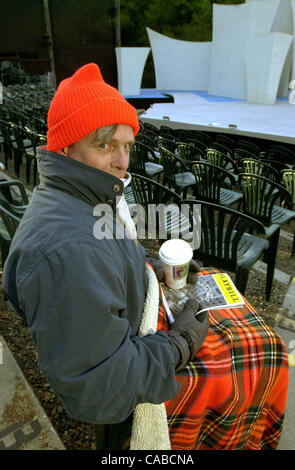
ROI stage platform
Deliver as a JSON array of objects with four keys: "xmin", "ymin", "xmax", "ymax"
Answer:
[{"xmin": 127, "ymin": 89, "xmax": 295, "ymax": 146}]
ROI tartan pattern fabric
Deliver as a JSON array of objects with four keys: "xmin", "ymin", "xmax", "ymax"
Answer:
[{"xmin": 157, "ymin": 268, "xmax": 289, "ymax": 450}]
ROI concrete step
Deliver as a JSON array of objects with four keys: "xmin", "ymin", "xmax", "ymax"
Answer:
[
  {"xmin": 0, "ymin": 335, "xmax": 65, "ymax": 450},
  {"xmin": 282, "ymin": 277, "xmax": 295, "ymax": 314},
  {"xmin": 252, "ymin": 260, "xmax": 292, "ymax": 286},
  {"xmin": 280, "ymin": 229, "xmax": 294, "ymax": 243}
]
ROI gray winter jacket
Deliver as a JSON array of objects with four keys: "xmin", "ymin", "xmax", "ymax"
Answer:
[{"xmin": 2, "ymin": 147, "xmax": 180, "ymax": 424}]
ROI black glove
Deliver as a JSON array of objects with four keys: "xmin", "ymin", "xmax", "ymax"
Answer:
[
  {"xmin": 146, "ymin": 255, "xmax": 201, "ymax": 284},
  {"xmin": 166, "ymin": 298, "xmax": 209, "ymax": 371},
  {"xmin": 187, "ymin": 259, "xmax": 201, "ymax": 284}
]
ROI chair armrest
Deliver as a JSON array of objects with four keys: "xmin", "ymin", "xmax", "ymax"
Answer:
[{"xmin": 0, "ymin": 180, "xmax": 29, "ymax": 205}]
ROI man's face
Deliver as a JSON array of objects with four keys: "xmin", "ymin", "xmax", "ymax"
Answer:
[{"xmin": 63, "ymin": 124, "xmax": 135, "ymax": 179}]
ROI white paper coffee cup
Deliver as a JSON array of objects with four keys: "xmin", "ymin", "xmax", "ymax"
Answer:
[{"xmin": 159, "ymin": 239, "xmax": 193, "ymax": 289}]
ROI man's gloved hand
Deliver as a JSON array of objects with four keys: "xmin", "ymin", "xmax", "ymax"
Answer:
[
  {"xmin": 146, "ymin": 256, "xmax": 201, "ymax": 284},
  {"xmin": 166, "ymin": 299, "xmax": 209, "ymax": 371},
  {"xmin": 187, "ymin": 259, "xmax": 201, "ymax": 284}
]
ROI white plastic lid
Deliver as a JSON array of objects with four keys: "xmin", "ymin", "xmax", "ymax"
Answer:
[{"xmin": 158, "ymin": 239, "xmax": 193, "ymax": 266}]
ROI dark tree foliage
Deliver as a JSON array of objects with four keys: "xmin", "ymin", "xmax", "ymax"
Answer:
[
  {"xmin": 118, "ymin": 0, "xmax": 245, "ymax": 86},
  {"xmin": 120, "ymin": 0, "xmax": 245, "ymax": 45}
]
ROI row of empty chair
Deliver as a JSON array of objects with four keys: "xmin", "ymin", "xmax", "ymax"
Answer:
[
  {"xmin": 126, "ymin": 173, "xmax": 270, "ymax": 299},
  {"xmin": 0, "ymin": 92, "xmax": 294, "ymax": 302},
  {"xmin": 127, "ymin": 122, "xmax": 295, "ymax": 300},
  {"xmin": 124, "ymin": 172, "xmax": 294, "ymax": 301},
  {"xmin": 137, "ymin": 120, "xmax": 295, "ymax": 172},
  {"xmin": 1, "ymin": 153, "xmax": 294, "ymax": 301},
  {"xmin": 0, "ymin": 83, "xmax": 50, "ymax": 185},
  {"xmin": 0, "ymin": 176, "xmax": 272, "ymax": 301}
]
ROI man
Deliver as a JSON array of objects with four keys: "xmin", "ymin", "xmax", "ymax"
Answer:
[
  {"xmin": 2, "ymin": 64, "xmax": 289, "ymax": 451},
  {"xmin": 2, "ymin": 63, "xmax": 208, "ymax": 430}
]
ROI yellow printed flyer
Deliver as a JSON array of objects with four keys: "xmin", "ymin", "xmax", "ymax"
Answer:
[
  {"xmin": 213, "ymin": 273, "xmax": 244, "ymax": 305},
  {"xmin": 190, "ymin": 272, "xmax": 245, "ymax": 316}
]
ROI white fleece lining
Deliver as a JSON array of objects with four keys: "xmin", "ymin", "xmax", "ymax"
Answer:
[{"xmin": 130, "ymin": 263, "xmax": 171, "ymax": 450}]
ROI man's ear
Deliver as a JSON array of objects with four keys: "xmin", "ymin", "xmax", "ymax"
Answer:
[{"xmin": 57, "ymin": 147, "xmax": 69, "ymax": 156}]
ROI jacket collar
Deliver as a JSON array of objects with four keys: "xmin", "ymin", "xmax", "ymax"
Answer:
[{"xmin": 36, "ymin": 146, "xmax": 125, "ymax": 207}]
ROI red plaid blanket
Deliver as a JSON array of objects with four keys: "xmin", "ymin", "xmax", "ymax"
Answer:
[{"xmin": 157, "ymin": 268, "xmax": 289, "ymax": 450}]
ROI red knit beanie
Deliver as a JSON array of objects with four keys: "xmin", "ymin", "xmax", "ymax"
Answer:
[{"xmin": 47, "ymin": 63, "xmax": 139, "ymax": 152}]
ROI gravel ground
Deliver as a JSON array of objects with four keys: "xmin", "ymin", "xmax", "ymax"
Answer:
[{"xmin": 0, "ymin": 151, "xmax": 294, "ymax": 450}]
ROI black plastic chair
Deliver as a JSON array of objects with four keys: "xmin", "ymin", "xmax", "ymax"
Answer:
[
  {"xmin": 5, "ymin": 104, "xmax": 29, "ymax": 129},
  {"xmin": 0, "ymin": 118, "xmax": 18, "ymax": 171},
  {"xmin": 0, "ymin": 179, "xmax": 29, "ymax": 215},
  {"xmin": 213, "ymin": 133, "xmax": 236, "ymax": 149},
  {"xmin": 263, "ymin": 159, "xmax": 292, "ymax": 175},
  {"xmin": 158, "ymin": 146, "xmax": 196, "ymax": 198},
  {"xmin": 239, "ymin": 173, "xmax": 295, "ymax": 232},
  {"xmin": 267, "ymin": 144, "xmax": 295, "ymax": 158},
  {"xmin": 182, "ymin": 138, "xmax": 208, "ymax": 153},
  {"xmin": 205, "ymin": 148, "xmax": 239, "ymax": 187},
  {"xmin": 240, "ymin": 158, "xmax": 282, "ymax": 183},
  {"xmin": 142, "ymin": 122, "xmax": 159, "ymax": 135},
  {"xmin": 209, "ymin": 141, "xmax": 233, "ymax": 158},
  {"xmin": 232, "ymin": 148, "xmax": 261, "ymax": 172},
  {"xmin": 189, "ymin": 130, "xmax": 212, "ymax": 146},
  {"xmin": 235, "ymin": 139, "xmax": 261, "ymax": 156},
  {"xmin": 129, "ymin": 141, "xmax": 163, "ymax": 181},
  {"xmin": 159, "ymin": 125, "xmax": 177, "ymax": 139},
  {"xmin": 8, "ymin": 122, "xmax": 36, "ymax": 182},
  {"xmin": 175, "ymin": 128, "xmax": 196, "ymax": 142},
  {"xmin": 138, "ymin": 120, "xmax": 145, "ymax": 132},
  {"xmin": 177, "ymin": 142, "xmax": 205, "ymax": 169},
  {"xmin": 239, "ymin": 173, "xmax": 295, "ymax": 296},
  {"xmin": 139, "ymin": 127, "xmax": 159, "ymax": 142},
  {"xmin": 130, "ymin": 173, "xmax": 190, "ymax": 240},
  {"xmin": 0, "ymin": 200, "xmax": 22, "ymax": 268},
  {"xmin": 28, "ymin": 115, "xmax": 48, "ymax": 135},
  {"xmin": 136, "ymin": 132, "xmax": 158, "ymax": 153},
  {"xmin": 265, "ymin": 146, "xmax": 295, "ymax": 166},
  {"xmin": 282, "ymin": 169, "xmax": 295, "ymax": 208},
  {"xmin": 24, "ymin": 126, "xmax": 47, "ymax": 185},
  {"xmin": 190, "ymin": 161, "xmax": 243, "ymax": 209},
  {"xmin": 156, "ymin": 137, "xmax": 178, "ymax": 153},
  {"xmin": 182, "ymin": 199, "xmax": 268, "ymax": 296},
  {"xmin": 281, "ymin": 169, "xmax": 295, "ymax": 255}
]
